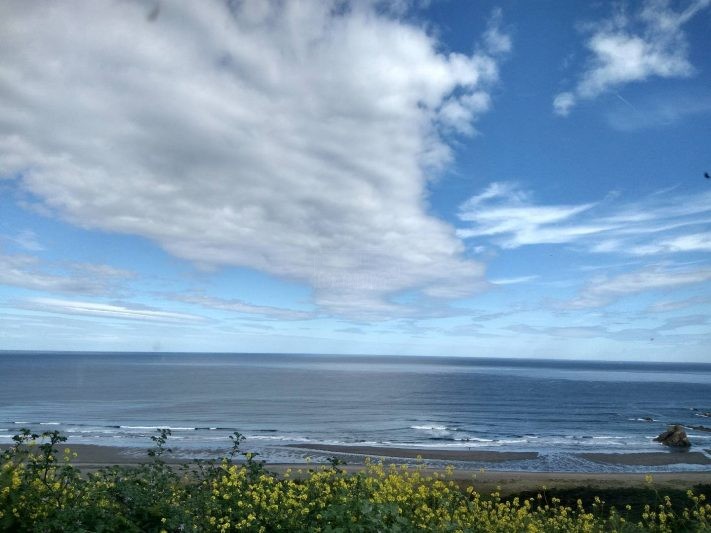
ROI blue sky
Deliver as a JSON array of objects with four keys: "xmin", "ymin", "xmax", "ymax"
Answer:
[{"xmin": 1, "ymin": 0, "xmax": 710, "ymax": 360}]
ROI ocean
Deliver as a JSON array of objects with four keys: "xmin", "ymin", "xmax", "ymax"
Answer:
[{"xmin": 1, "ymin": 352, "xmax": 710, "ymax": 472}]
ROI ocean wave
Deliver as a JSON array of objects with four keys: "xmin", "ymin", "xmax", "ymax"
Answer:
[
  {"xmin": 410, "ymin": 425, "xmax": 448, "ymax": 431},
  {"xmin": 247, "ymin": 435, "xmax": 313, "ymax": 442},
  {"xmin": 397, "ymin": 441, "xmax": 501, "ymax": 449},
  {"xmin": 119, "ymin": 425, "xmax": 198, "ymax": 431}
]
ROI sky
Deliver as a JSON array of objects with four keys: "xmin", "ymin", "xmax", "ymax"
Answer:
[{"xmin": 1, "ymin": 0, "xmax": 710, "ymax": 361}]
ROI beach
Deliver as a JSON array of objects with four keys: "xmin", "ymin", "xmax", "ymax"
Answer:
[
  {"xmin": 8, "ymin": 442, "xmax": 709, "ymax": 467},
  {"xmin": 288, "ymin": 443, "xmax": 711, "ymax": 466},
  {"xmin": 3, "ymin": 353, "xmax": 711, "ymax": 474},
  {"xmin": 287, "ymin": 443, "xmax": 539, "ymax": 462},
  {"xmin": 4, "ymin": 443, "xmax": 709, "ymax": 496}
]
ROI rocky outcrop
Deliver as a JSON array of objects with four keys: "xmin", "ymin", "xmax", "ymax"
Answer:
[{"xmin": 654, "ymin": 425, "xmax": 691, "ymax": 447}]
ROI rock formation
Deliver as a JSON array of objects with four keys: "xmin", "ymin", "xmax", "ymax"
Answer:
[{"xmin": 653, "ymin": 425, "xmax": 691, "ymax": 447}]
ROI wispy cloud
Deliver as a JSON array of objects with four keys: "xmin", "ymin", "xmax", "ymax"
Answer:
[
  {"xmin": 506, "ymin": 315, "xmax": 711, "ymax": 340},
  {"xmin": 647, "ymin": 295, "xmax": 711, "ymax": 313},
  {"xmin": 620, "ymin": 233, "xmax": 711, "ymax": 255},
  {"xmin": 458, "ymin": 182, "xmax": 711, "ymax": 256},
  {"xmin": 490, "ymin": 275, "xmax": 539, "ymax": 285},
  {"xmin": 554, "ymin": 0, "xmax": 710, "ymax": 115},
  {"xmin": 173, "ymin": 293, "xmax": 315, "ymax": 321},
  {"xmin": 17, "ymin": 297, "xmax": 204, "ymax": 323},
  {"xmin": 506, "ymin": 313, "xmax": 708, "ymax": 344},
  {"xmin": 508, "ymin": 324, "xmax": 606, "ymax": 339},
  {"xmin": 565, "ymin": 265, "xmax": 711, "ymax": 308},
  {"xmin": 457, "ymin": 182, "xmax": 603, "ymax": 248},
  {"xmin": 0, "ymin": 0, "xmax": 510, "ymax": 318},
  {"xmin": 3, "ymin": 230, "xmax": 44, "ymax": 251},
  {"xmin": 0, "ymin": 251, "xmax": 132, "ymax": 296},
  {"xmin": 604, "ymin": 93, "xmax": 711, "ymax": 130}
]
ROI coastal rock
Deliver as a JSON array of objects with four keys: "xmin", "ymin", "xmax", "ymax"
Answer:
[{"xmin": 654, "ymin": 425, "xmax": 691, "ymax": 448}]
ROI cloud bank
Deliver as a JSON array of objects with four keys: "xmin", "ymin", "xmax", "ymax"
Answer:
[{"xmin": 0, "ymin": 0, "xmax": 508, "ymax": 317}]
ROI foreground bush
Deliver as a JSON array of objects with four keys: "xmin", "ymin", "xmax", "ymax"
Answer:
[{"xmin": 1, "ymin": 430, "xmax": 710, "ymax": 532}]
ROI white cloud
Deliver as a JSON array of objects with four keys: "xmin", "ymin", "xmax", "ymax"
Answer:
[
  {"xmin": 566, "ymin": 266, "xmax": 711, "ymax": 308},
  {"xmin": 625, "ymin": 232, "xmax": 711, "ymax": 255},
  {"xmin": 554, "ymin": 0, "xmax": 710, "ymax": 115},
  {"xmin": 507, "ymin": 314, "xmax": 708, "ymax": 341},
  {"xmin": 3, "ymin": 230, "xmax": 44, "ymax": 251},
  {"xmin": 489, "ymin": 275, "xmax": 539, "ymax": 285},
  {"xmin": 457, "ymin": 182, "xmax": 607, "ymax": 248},
  {"xmin": 552, "ymin": 92, "xmax": 576, "ymax": 117},
  {"xmin": 0, "ymin": 251, "xmax": 132, "ymax": 295},
  {"xmin": 483, "ymin": 8, "xmax": 512, "ymax": 55},
  {"xmin": 508, "ymin": 324, "xmax": 606, "ymax": 339},
  {"xmin": 0, "ymin": 0, "xmax": 508, "ymax": 318},
  {"xmin": 458, "ymin": 182, "xmax": 711, "ymax": 255},
  {"xmin": 174, "ymin": 293, "xmax": 315, "ymax": 321},
  {"xmin": 648, "ymin": 295, "xmax": 711, "ymax": 313},
  {"xmin": 17, "ymin": 297, "xmax": 204, "ymax": 323}
]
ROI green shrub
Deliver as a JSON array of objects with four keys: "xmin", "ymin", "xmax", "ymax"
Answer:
[{"xmin": 1, "ymin": 430, "xmax": 709, "ymax": 532}]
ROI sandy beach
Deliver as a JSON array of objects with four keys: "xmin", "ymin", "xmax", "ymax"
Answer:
[
  {"xmin": 287, "ymin": 443, "xmax": 711, "ymax": 466},
  {"xmin": 581, "ymin": 451, "xmax": 711, "ymax": 466},
  {"xmin": 4, "ymin": 443, "xmax": 709, "ymax": 495},
  {"xmin": 287, "ymin": 443, "xmax": 538, "ymax": 462},
  {"xmin": 6, "ymin": 442, "xmax": 710, "ymax": 468}
]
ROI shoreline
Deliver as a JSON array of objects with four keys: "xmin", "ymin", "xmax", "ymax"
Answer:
[
  {"xmin": 286, "ymin": 443, "xmax": 538, "ymax": 462},
  {"xmin": 5, "ymin": 442, "xmax": 710, "ymax": 467},
  {"xmin": 286, "ymin": 443, "xmax": 711, "ymax": 467},
  {"xmin": 3, "ymin": 443, "xmax": 710, "ymax": 496}
]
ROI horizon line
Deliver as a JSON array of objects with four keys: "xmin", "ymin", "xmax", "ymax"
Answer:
[{"xmin": 0, "ymin": 349, "xmax": 708, "ymax": 365}]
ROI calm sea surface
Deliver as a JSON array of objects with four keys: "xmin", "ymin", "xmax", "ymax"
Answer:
[{"xmin": 1, "ymin": 352, "xmax": 710, "ymax": 472}]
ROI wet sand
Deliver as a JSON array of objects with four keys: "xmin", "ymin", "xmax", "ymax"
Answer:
[
  {"xmin": 287, "ymin": 443, "xmax": 711, "ymax": 467},
  {"xmin": 581, "ymin": 451, "xmax": 711, "ymax": 466},
  {"xmin": 5, "ymin": 443, "xmax": 710, "ymax": 468},
  {"xmin": 286, "ymin": 443, "xmax": 538, "ymax": 462}
]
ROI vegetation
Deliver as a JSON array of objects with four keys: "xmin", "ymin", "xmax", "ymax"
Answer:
[{"xmin": 1, "ymin": 429, "xmax": 710, "ymax": 532}]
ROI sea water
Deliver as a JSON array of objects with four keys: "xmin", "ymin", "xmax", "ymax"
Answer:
[{"xmin": 1, "ymin": 352, "xmax": 710, "ymax": 472}]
